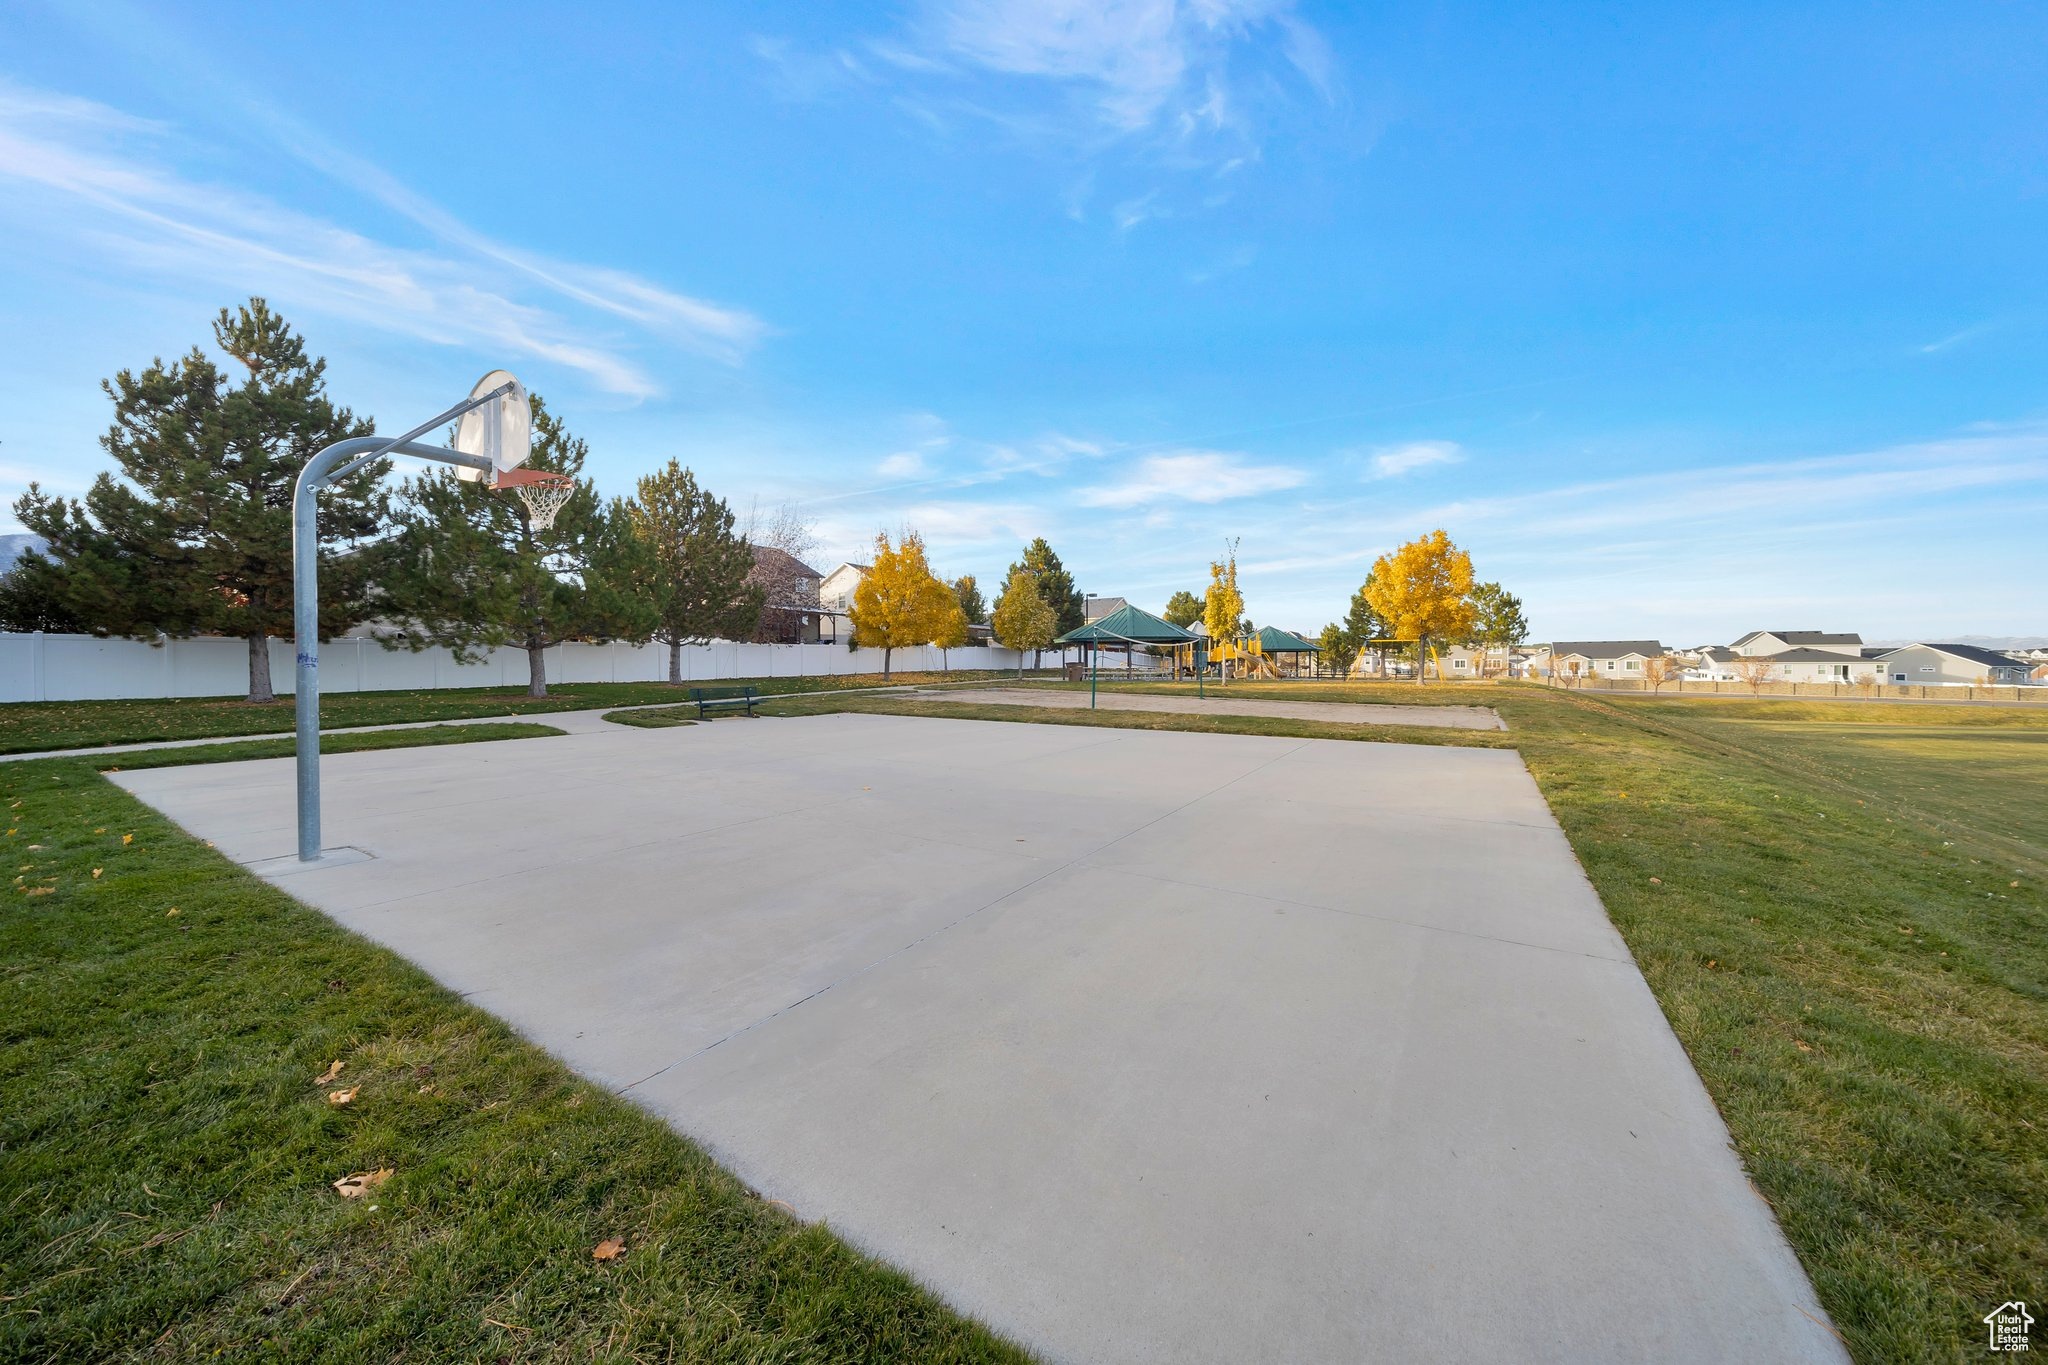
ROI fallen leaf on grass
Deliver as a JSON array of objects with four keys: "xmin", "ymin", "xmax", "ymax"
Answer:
[
  {"xmin": 92, "ymin": 868, "xmax": 102, "ymax": 879},
  {"xmin": 333, "ymin": 1169, "xmax": 392, "ymax": 1199},
  {"xmin": 23, "ymin": 886, "xmax": 52, "ymax": 897},
  {"xmin": 122, "ymin": 834, "xmax": 133, "ymax": 845},
  {"xmin": 591, "ymin": 1238, "xmax": 625, "ymax": 1261},
  {"xmin": 327, "ymin": 1086, "xmax": 359, "ymax": 1106},
  {"xmin": 1648, "ymin": 877, "xmax": 1662, "ymax": 885},
  {"xmin": 314, "ymin": 1060, "xmax": 344, "ymax": 1086},
  {"xmin": 164, "ymin": 907, "xmax": 179, "ymax": 917},
  {"xmin": 1794, "ymin": 1040, "xmax": 1813, "ymax": 1053}
]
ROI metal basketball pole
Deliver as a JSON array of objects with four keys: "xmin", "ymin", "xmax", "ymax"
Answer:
[{"xmin": 291, "ymin": 385, "xmax": 511, "ymax": 862}]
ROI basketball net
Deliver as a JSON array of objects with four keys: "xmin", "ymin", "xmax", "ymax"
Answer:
[{"xmin": 495, "ymin": 467, "xmax": 575, "ymax": 530}]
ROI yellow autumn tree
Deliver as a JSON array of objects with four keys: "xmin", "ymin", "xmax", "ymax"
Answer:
[
  {"xmin": 850, "ymin": 529, "xmax": 960, "ymax": 680},
  {"xmin": 1362, "ymin": 529, "xmax": 1477, "ymax": 685},
  {"xmin": 990, "ymin": 566, "xmax": 1056, "ymax": 679},
  {"xmin": 1204, "ymin": 543, "xmax": 1245, "ymax": 682}
]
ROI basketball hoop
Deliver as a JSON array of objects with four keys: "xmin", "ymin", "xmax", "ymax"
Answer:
[
  {"xmin": 445, "ymin": 369, "xmax": 570, "ymax": 527},
  {"xmin": 495, "ymin": 466, "xmax": 575, "ymax": 530}
]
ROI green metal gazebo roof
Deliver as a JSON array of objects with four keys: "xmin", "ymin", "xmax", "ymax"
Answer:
[
  {"xmin": 1254, "ymin": 626, "xmax": 1320, "ymax": 653},
  {"xmin": 1056, "ymin": 603, "xmax": 1197, "ymax": 645}
]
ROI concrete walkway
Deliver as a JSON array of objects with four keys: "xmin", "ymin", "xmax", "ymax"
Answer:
[
  {"xmin": 0, "ymin": 678, "xmax": 1032, "ymax": 764},
  {"xmin": 117, "ymin": 714, "xmax": 1842, "ymax": 1364},
  {"xmin": 912, "ymin": 685, "xmax": 1507, "ymax": 730}
]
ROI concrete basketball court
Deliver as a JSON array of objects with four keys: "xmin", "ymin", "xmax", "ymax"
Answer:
[{"xmin": 120, "ymin": 713, "xmax": 1845, "ymax": 1364}]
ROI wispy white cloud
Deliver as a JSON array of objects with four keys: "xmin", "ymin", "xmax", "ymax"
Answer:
[
  {"xmin": 899, "ymin": 500, "xmax": 1043, "ymax": 546},
  {"xmin": 760, "ymin": 0, "xmax": 1336, "ymax": 219},
  {"xmin": 1918, "ymin": 321, "xmax": 1997, "ymax": 355},
  {"xmin": 0, "ymin": 80, "xmax": 766, "ymax": 397},
  {"xmin": 1365, "ymin": 440, "xmax": 1465, "ymax": 480},
  {"xmin": 1079, "ymin": 449, "xmax": 1304, "ymax": 507},
  {"xmin": 877, "ymin": 450, "xmax": 927, "ymax": 478}
]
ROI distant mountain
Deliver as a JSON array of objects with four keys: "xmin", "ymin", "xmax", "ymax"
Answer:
[
  {"xmin": 0, "ymin": 533, "xmax": 48, "ymax": 576},
  {"xmin": 1868, "ymin": 635, "xmax": 2048, "ymax": 651}
]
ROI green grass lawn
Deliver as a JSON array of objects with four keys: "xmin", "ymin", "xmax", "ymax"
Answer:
[
  {"xmin": 7, "ymin": 679, "xmax": 2040, "ymax": 1362},
  {"xmin": 602, "ymin": 706, "xmax": 699, "ymax": 729},
  {"xmin": 769, "ymin": 679, "xmax": 2047, "ymax": 1364},
  {"xmin": 88, "ymin": 722, "xmax": 567, "ymax": 771},
  {"xmin": 0, "ymin": 747, "xmax": 1027, "ymax": 1362},
  {"xmin": 0, "ymin": 670, "xmax": 1046, "ymax": 754}
]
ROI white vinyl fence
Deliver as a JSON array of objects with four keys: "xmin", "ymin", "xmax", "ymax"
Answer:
[{"xmin": 0, "ymin": 632, "xmax": 1038, "ymax": 703}]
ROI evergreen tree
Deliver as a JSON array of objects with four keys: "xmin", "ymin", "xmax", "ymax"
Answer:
[
  {"xmin": 991, "ymin": 567, "xmax": 1055, "ymax": 680},
  {"xmin": 11, "ymin": 299, "xmax": 381, "ymax": 701},
  {"xmin": 626, "ymin": 460, "xmax": 762, "ymax": 683},
  {"xmin": 1469, "ymin": 581, "xmax": 1529, "ymax": 651},
  {"xmin": 374, "ymin": 395, "xmax": 654, "ymax": 698},
  {"xmin": 1317, "ymin": 622, "xmax": 1359, "ymax": 676},
  {"xmin": 1343, "ymin": 578, "xmax": 1387, "ymax": 649},
  {"xmin": 1007, "ymin": 538, "xmax": 1083, "ymax": 637},
  {"xmin": 1161, "ymin": 590, "xmax": 1204, "ymax": 629},
  {"xmin": 952, "ymin": 574, "xmax": 987, "ymax": 625}
]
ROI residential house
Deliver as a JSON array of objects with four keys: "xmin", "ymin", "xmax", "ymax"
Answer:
[
  {"xmin": 1082, "ymin": 595, "xmax": 1128, "ymax": 622},
  {"xmin": 1544, "ymin": 640, "xmax": 1666, "ymax": 681},
  {"xmin": 1754, "ymin": 648, "xmax": 1883, "ymax": 684},
  {"xmin": 1684, "ymin": 646, "xmax": 1740, "ymax": 681},
  {"xmin": 1728, "ymin": 630, "xmax": 1864, "ymax": 658},
  {"xmin": 1436, "ymin": 643, "xmax": 1517, "ymax": 679},
  {"xmin": 746, "ymin": 546, "xmax": 825, "ymax": 643},
  {"xmin": 813, "ymin": 562, "xmax": 870, "ymax": 644},
  {"xmin": 1873, "ymin": 643, "xmax": 2035, "ymax": 686}
]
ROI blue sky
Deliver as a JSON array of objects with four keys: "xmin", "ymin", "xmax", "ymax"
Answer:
[{"xmin": 1, "ymin": 1, "xmax": 2043, "ymax": 643}]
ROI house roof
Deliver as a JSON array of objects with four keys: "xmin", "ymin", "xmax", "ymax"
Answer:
[
  {"xmin": 1880, "ymin": 642, "xmax": 2030, "ymax": 669},
  {"xmin": 1083, "ymin": 595, "xmax": 1128, "ymax": 621},
  {"xmin": 1057, "ymin": 603, "xmax": 1196, "ymax": 645},
  {"xmin": 1547, "ymin": 640, "xmax": 1665, "ymax": 660},
  {"xmin": 748, "ymin": 545, "xmax": 821, "ymax": 581},
  {"xmin": 822, "ymin": 561, "xmax": 870, "ymax": 577},
  {"xmin": 1761, "ymin": 648, "xmax": 1874, "ymax": 664},
  {"xmin": 1253, "ymin": 626, "xmax": 1319, "ymax": 653},
  {"xmin": 1733, "ymin": 629, "xmax": 1863, "ymax": 648}
]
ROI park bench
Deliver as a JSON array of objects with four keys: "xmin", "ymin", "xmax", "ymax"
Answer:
[{"xmin": 687, "ymin": 685, "xmax": 760, "ymax": 719}]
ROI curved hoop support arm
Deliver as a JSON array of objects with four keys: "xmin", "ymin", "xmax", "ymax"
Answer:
[{"xmin": 291, "ymin": 434, "xmax": 496, "ymax": 862}]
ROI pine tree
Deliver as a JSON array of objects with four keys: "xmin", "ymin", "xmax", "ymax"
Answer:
[
  {"xmin": 626, "ymin": 460, "xmax": 762, "ymax": 683},
  {"xmin": 1469, "ymin": 581, "xmax": 1529, "ymax": 664},
  {"xmin": 374, "ymin": 395, "xmax": 654, "ymax": 698},
  {"xmin": 991, "ymin": 567, "xmax": 1055, "ymax": 680},
  {"xmin": 952, "ymin": 574, "xmax": 987, "ymax": 626},
  {"xmin": 11, "ymin": 299, "xmax": 381, "ymax": 701},
  {"xmin": 1007, "ymin": 538, "xmax": 1083, "ymax": 640},
  {"xmin": 849, "ymin": 530, "xmax": 959, "ymax": 680}
]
